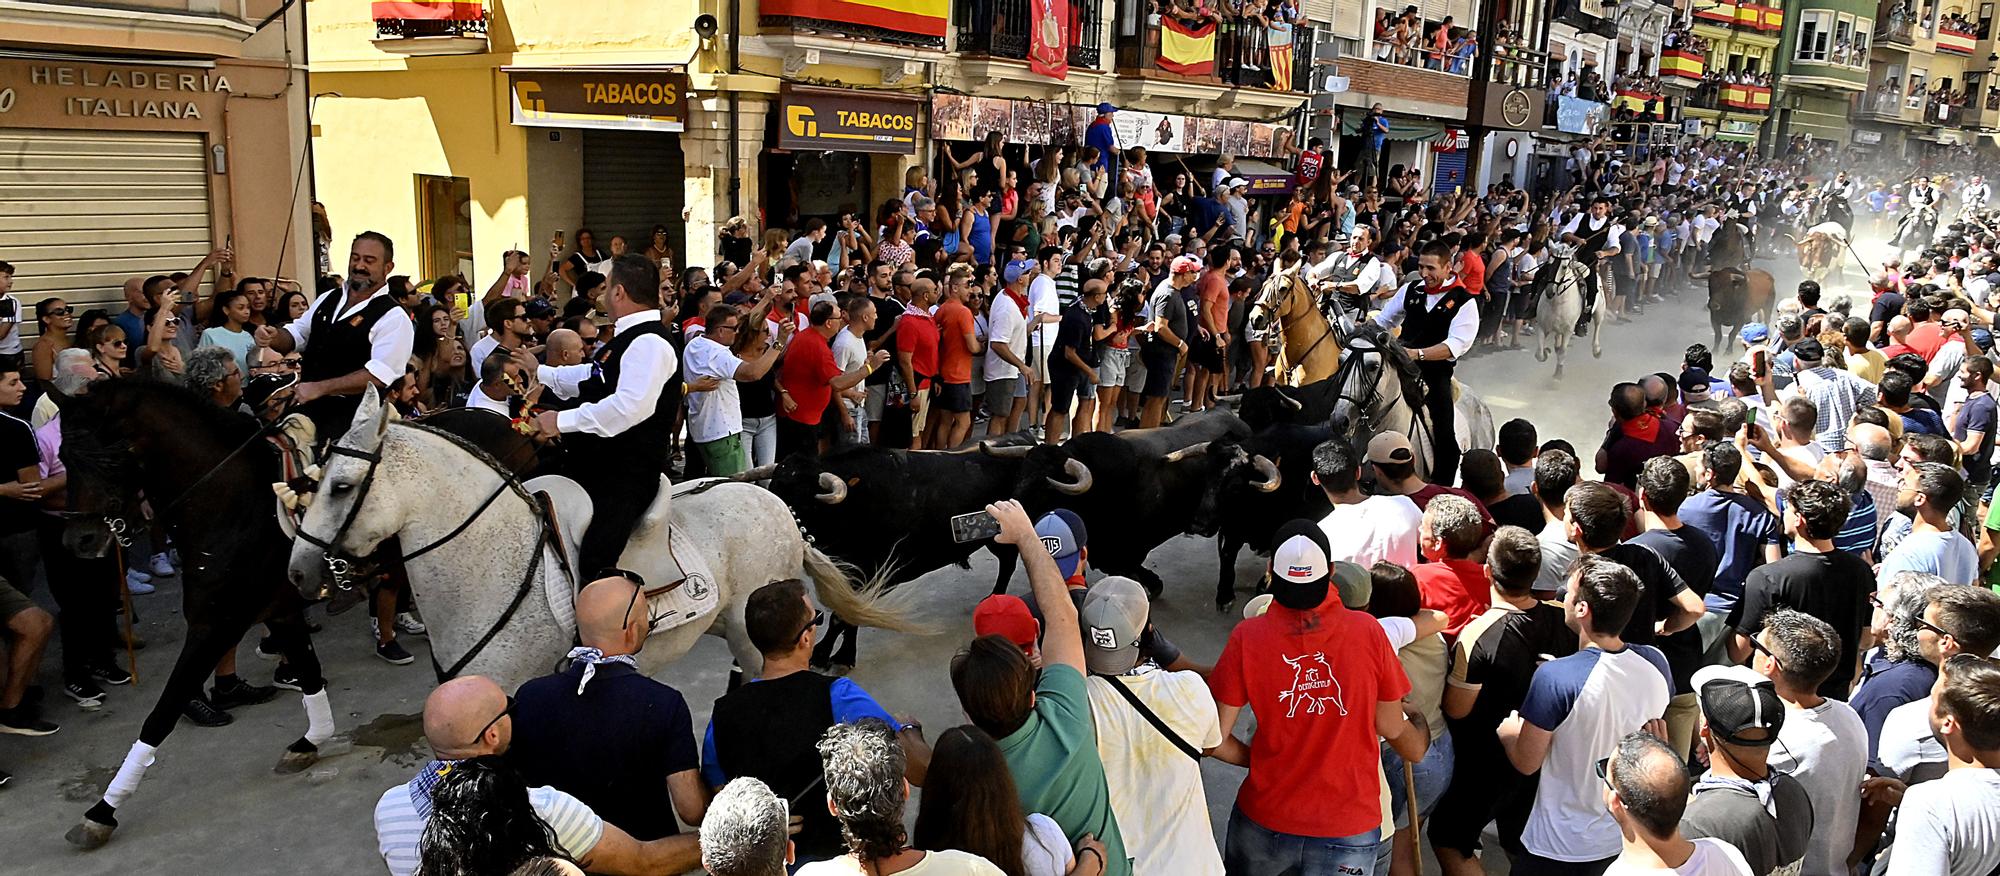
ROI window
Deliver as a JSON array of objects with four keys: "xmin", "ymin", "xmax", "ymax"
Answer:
[
  {"xmin": 1908, "ymin": 67, "xmax": 1929, "ymax": 108},
  {"xmin": 416, "ymin": 175, "xmax": 473, "ymax": 283},
  {"xmin": 1795, "ymin": 10, "xmax": 1832, "ymax": 62},
  {"xmin": 1852, "ymin": 20, "xmax": 1871, "ymax": 65},
  {"xmin": 1833, "ymin": 15, "xmax": 1853, "ymax": 65}
]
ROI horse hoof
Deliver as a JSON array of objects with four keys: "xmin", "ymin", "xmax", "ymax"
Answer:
[
  {"xmin": 66, "ymin": 819, "xmax": 115, "ymax": 850},
  {"xmin": 274, "ymin": 748, "xmax": 319, "ymax": 775},
  {"xmin": 1592, "ymin": 347, "xmax": 1603, "ymax": 359},
  {"xmin": 1215, "ymin": 598, "xmax": 1235, "ymax": 615}
]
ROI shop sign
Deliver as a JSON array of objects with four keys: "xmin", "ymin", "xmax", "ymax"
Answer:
[
  {"xmin": 1720, "ymin": 119, "xmax": 1762, "ymax": 136},
  {"xmin": 1852, "ymin": 129, "xmax": 1883, "ymax": 145},
  {"xmin": 779, "ymin": 88, "xmax": 919, "ymax": 154},
  {"xmin": 508, "ymin": 69, "xmax": 689, "ymax": 133},
  {"xmin": 0, "ymin": 59, "xmax": 232, "ymax": 129}
]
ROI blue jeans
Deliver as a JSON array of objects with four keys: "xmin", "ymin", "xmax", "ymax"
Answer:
[
  {"xmin": 739, "ymin": 415, "xmax": 777, "ymax": 467},
  {"xmin": 1382, "ymin": 726, "xmax": 1455, "ymax": 828},
  {"xmin": 1225, "ymin": 805, "xmax": 1379, "ymax": 876}
]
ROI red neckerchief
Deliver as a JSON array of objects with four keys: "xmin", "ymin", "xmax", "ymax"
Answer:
[
  {"xmin": 1620, "ymin": 412, "xmax": 1662, "ymax": 444},
  {"xmin": 1004, "ymin": 286, "xmax": 1031, "ymax": 317}
]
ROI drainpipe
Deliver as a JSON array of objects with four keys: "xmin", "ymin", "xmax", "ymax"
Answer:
[{"xmin": 727, "ymin": 0, "xmax": 741, "ymax": 218}]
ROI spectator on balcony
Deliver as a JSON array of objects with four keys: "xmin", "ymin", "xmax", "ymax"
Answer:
[
  {"xmin": 1087, "ymin": 104, "xmax": 1118, "ymax": 180},
  {"xmin": 1426, "ymin": 16, "xmax": 1454, "ymax": 70},
  {"xmin": 1448, "ymin": 27, "xmax": 1476, "ymax": 75}
]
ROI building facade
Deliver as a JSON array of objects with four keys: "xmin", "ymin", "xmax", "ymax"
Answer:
[
  {"xmin": 1774, "ymin": 0, "xmax": 1874, "ymax": 150},
  {"xmin": 1854, "ymin": 0, "xmax": 1977, "ymax": 156},
  {"xmin": 0, "ymin": 0, "xmax": 312, "ymax": 317},
  {"xmin": 1682, "ymin": 0, "xmax": 1783, "ymax": 147}
]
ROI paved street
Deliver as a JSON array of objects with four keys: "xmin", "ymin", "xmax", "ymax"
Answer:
[{"xmin": 0, "ymin": 247, "xmax": 1838, "ymax": 874}]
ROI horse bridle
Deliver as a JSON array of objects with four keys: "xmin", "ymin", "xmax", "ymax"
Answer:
[{"xmin": 1258, "ymin": 270, "xmax": 1349, "ymax": 377}]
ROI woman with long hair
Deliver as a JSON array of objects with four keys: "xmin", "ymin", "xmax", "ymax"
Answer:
[
  {"xmin": 415, "ymin": 756, "xmax": 569, "ymax": 876},
  {"xmin": 31, "ymin": 297, "xmax": 73, "ymax": 387},
  {"xmin": 912, "ymin": 725, "xmax": 1100, "ymax": 876},
  {"xmin": 800, "ymin": 719, "xmax": 1019, "ymax": 876},
  {"xmin": 273, "ymin": 289, "xmax": 310, "ymax": 326},
  {"xmin": 1094, "ymin": 278, "xmax": 1144, "ymax": 433},
  {"xmin": 140, "ymin": 290, "xmax": 185, "ymax": 379}
]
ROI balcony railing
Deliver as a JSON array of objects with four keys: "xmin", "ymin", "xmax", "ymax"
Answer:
[
  {"xmin": 1855, "ymin": 88, "xmax": 1914, "ymax": 119},
  {"xmin": 1487, "ymin": 43, "xmax": 1549, "ymax": 88},
  {"xmin": 1875, "ymin": 5, "xmax": 1917, "ymax": 45},
  {"xmin": 955, "ymin": 0, "xmax": 1104, "ymax": 69},
  {"xmin": 1114, "ymin": 14, "xmax": 1309, "ymax": 90},
  {"xmin": 372, "ymin": 0, "xmax": 488, "ymax": 39}
]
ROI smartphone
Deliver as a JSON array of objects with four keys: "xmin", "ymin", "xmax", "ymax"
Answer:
[
  {"xmin": 1745, "ymin": 407, "xmax": 1758, "ymax": 428},
  {"xmin": 949, "ymin": 510, "xmax": 1002, "ymax": 544}
]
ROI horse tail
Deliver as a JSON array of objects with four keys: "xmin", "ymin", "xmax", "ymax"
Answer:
[{"xmin": 802, "ymin": 545, "xmax": 935, "ymax": 635}]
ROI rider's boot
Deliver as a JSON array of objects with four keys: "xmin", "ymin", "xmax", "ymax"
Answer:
[{"xmin": 1576, "ymin": 272, "xmax": 1599, "ymax": 337}]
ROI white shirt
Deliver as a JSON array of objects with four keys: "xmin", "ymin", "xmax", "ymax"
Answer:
[
  {"xmin": 1887, "ymin": 768, "xmax": 2000, "ymax": 876},
  {"xmin": 1028, "ymin": 272, "xmax": 1061, "ymax": 357},
  {"xmin": 1504, "ymin": 465, "xmax": 1535, "ymax": 496},
  {"xmin": 984, "ymin": 292, "xmax": 1029, "ymax": 381},
  {"xmin": 0, "ymin": 294, "xmax": 21, "ymax": 356},
  {"xmin": 375, "ymin": 780, "xmax": 603, "ymax": 876},
  {"xmin": 1519, "ymin": 646, "xmax": 1673, "ymax": 862},
  {"xmin": 1694, "ymin": 214, "xmax": 1720, "ymax": 245},
  {"xmin": 797, "ymin": 850, "xmax": 1006, "ymax": 876},
  {"xmin": 1085, "ymin": 667, "xmax": 1226, "ymax": 876},
  {"xmin": 682, "ymin": 335, "xmax": 745, "ymax": 443},
  {"xmin": 1317, "ymin": 249, "xmax": 1384, "ymax": 299},
  {"xmin": 1562, "ymin": 214, "xmax": 1625, "ymax": 255},
  {"xmin": 537, "ymin": 309, "xmax": 677, "ymax": 438},
  {"xmin": 1022, "ymin": 813, "xmax": 1073, "ymax": 876},
  {"xmin": 1769, "ymin": 697, "xmax": 1869, "ymax": 876},
  {"xmin": 1603, "ymin": 838, "xmax": 1753, "ymax": 875},
  {"xmin": 469, "ymin": 334, "xmax": 502, "ymax": 370},
  {"xmin": 1373, "ymin": 281, "xmax": 1481, "ymax": 360},
  {"xmin": 1318, "ymin": 495, "xmax": 1422, "ymax": 568},
  {"xmin": 463, "ymin": 386, "xmax": 512, "ymax": 417},
  {"xmin": 1878, "ymin": 697, "xmax": 1949, "ymax": 782},
  {"xmin": 285, "ymin": 287, "xmax": 417, "ymax": 387}
]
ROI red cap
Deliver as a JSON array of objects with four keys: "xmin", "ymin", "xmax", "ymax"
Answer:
[{"xmin": 973, "ymin": 594, "xmax": 1040, "ymax": 651}]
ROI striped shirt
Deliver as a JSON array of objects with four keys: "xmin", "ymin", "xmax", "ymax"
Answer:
[
  {"xmin": 375, "ymin": 779, "xmax": 604, "ymax": 876},
  {"xmin": 1836, "ymin": 490, "xmax": 1879, "ymax": 558}
]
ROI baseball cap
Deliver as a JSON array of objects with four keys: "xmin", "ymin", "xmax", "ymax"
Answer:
[
  {"xmin": 243, "ymin": 371, "xmax": 298, "ymax": 409},
  {"xmin": 1080, "ymin": 576, "xmax": 1149, "ymax": 674},
  {"xmin": 524, "ymin": 298, "xmax": 557, "ymax": 319},
  {"xmin": 1975, "ymin": 328, "xmax": 1994, "ymax": 351},
  {"xmin": 1332, "ymin": 560, "xmax": 1372, "ymax": 609},
  {"xmin": 1003, "ymin": 258, "xmax": 1039, "ymax": 285},
  {"xmin": 1268, "ymin": 520, "xmax": 1333, "ymax": 611},
  {"xmin": 973, "ymin": 594, "xmax": 1040, "ymax": 652},
  {"xmin": 1366, "ymin": 431, "xmax": 1415, "ymax": 465},
  {"xmin": 722, "ymin": 290, "xmax": 753, "ymax": 307},
  {"xmin": 1739, "ymin": 322, "xmax": 1769, "ymax": 344},
  {"xmin": 1035, "ymin": 509, "xmax": 1088, "ymax": 580},
  {"xmin": 1226, "ymin": 177, "xmax": 1249, "ymax": 190},
  {"xmin": 1790, "ymin": 337, "xmax": 1825, "ymax": 363},
  {"xmin": 1678, "ymin": 367, "xmax": 1711, "ymax": 395},
  {"xmin": 1170, "ymin": 255, "xmax": 1204, "ymax": 275},
  {"xmin": 1693, "ymin": 664, "xmax": 1785, "ymax": 747},
  {"xmin": 1097, "ymin": 102, "xmax": 1118, "ymax": 114}
]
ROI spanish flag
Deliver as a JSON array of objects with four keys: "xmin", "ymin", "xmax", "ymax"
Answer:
[
  {"xmin": 1159, "ymin": 17, "xmax": 1217, "ymax": 76},
  {"xmin": 762, "ymin": 0, "xmax": 948, "ymax": 39},
  {"xmin": 371, "ymin": 1, "xmax": 483, "ymax": 19}
]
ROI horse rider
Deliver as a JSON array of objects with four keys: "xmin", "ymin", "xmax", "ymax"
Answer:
[
  {"xmin": 1902, "ymin": 176, "xmax": 1943, "ymax": 248},
  {"xmin": 529, "ymin": 253, "xmax": 686, "ymax": 578},
  {"xmin": 1374, "ymin": 240, "xmax": 1477, "ymax": 486},
  {"xmin": 1560, "ymin": 196, "xmax": 1623, "ymax": 336},
  {"xmin": 255, "ymin": 231, "xmax": 416, "ymax": 442},
  {"xmin": 1963, "ymin": 175, "xmax": 1991, "ymax": 213},
  {"xmin": 1314, "ymin": 224, "xmax": 1385, "ymax": 318}
]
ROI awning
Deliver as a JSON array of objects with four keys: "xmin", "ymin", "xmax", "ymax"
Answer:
[{"xmin": 1229, "ymin": 158, "xmax": 1296, "ymax": 196}]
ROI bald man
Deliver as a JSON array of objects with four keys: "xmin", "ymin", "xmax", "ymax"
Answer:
[
  {"xmin": 1602, "ymin": 732, "xmax": 1750, "ymax": 873},
  {"xmin": 507, "ymin": 577, "xmax": 708, "ymax": 841},
  {"xmin": 373, "ymin": 674, "xmax": 700, "ymax": 876},
  {"xmin": 1850, "ymin": 422, "xmax": 1903, "ymax": 521},
  {"xmin": 545, "ymin": 328, "xmax": 585, "ymax": 367}
]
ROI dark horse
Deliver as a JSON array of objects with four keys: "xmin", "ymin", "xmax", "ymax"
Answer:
[{"xmin": 58, "ymin": 379, "xmax": 331, "ymax": 850}]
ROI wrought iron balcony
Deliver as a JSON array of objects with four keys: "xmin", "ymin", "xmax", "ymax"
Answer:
[{"xmin": 955, "ymin": 0, "xmax": 1105, "ymax": 69}]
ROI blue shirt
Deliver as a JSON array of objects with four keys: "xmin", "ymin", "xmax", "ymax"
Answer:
[
  {"xmin": 1678, "ymin": 489, "xmax": 1782, "ymax": 613},
  {"xmin": 698, "ymin": 675, "xmax": 901, "ymax": 788},
  {"xmin": 1852, "ymin": 657, "xmax": 1938, "ymax": 764},
  {"xmin": 1365, "ymin": 116, "xmax": 1388, "ymax": 151},
  {"xmin": 509, "ymin": 662, "xmax": 699, "ymax": 841},
  {"xmin": 1085, "ymin": 119, "xmax": 1118, "ymax": 173},
  {"xmin": 110, "ymin": 309, "xmax": 148, "ymax": 366},
  {"xmin": 1902, "ymin": 408, "xmax": 1948, "ymax": 435},
  {"xmin": 1836, "ymin": 490, "xmax": 1879, "ymax": 558}
]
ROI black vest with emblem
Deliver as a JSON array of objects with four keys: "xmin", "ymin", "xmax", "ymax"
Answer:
[
  {"xmin": 709, "ymin": 671, "xmax": 843, "ymax": 860},
  {"xmin": 1400, "ymin": 281, "xmax": 1474, "ymax": 362},
  {"xmin": 299, "ymin": 290, "xmax": 402, "ymax": 436},
  {"xmin": 568, "ymin": 318, "xmax": 673, "ymax": 468}
]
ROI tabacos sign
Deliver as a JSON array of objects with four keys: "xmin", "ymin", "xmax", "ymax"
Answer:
[
  {"xmin": 779, "ymin": 87, "xmax": 919, "ymax": 155},
  {"xmin": 508, "ymin": 69, "xmax": 689, "ymax": 132}
]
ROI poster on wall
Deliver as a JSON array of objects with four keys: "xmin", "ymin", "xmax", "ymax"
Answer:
[
  {"xmin": 1048, "ymin": 103, "xmax": 1077, "ymax": 145},
  {"xmin": 931, "ymin": 93, "xmax": 977, "ymax": 142},
  {"xmin": 1009, "ymin": 101, "xmax": 1052, "ymax": 144},
  {"xmin": 1191, "ymin": 117, "xmax": 1225, "ymax": 153},
  {"xmin": 1111, "ymin": 110, "xmax": 1186, "ymax": 152},
  {"xmin": 1027, "ymin": 0, "xmax": 1070, "ymax": 80},
  {"xmin": 1248, "ymin": 124, "xmax": 1275, "ymax": 158},
  {"xmin": 1222, "ymin": 120, "xmax": 1250, "ymax": 156}
]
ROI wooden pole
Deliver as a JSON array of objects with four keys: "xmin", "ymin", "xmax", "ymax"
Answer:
[
  {"xmin": 112, "ymin": 542, "xmax": 137, "ymax": 685},
  {"xmin": 1405, "ymin": 759, "xmax": 1423, "ymax": 876}
]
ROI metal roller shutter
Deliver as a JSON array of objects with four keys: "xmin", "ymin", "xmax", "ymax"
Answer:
[
  {"xmin": 580, "ymin": 129, "xmax": 685, "ymax": 262},
  {"xmin": 0, "ymin": 129, "xmax": 213, "ymax": 331}
]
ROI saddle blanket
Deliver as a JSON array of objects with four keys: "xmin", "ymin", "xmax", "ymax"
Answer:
[{"xmin": 529, "ymin": 474, "xmax": 720, "ymax": 645}]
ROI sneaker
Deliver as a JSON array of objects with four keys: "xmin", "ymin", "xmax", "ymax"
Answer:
[
  {"xmin": 89, "ymin": 664, "xmax": 132, "ymax": 686},
  {"xmin": 149, "ymin": 552, "xmax": 176, "ymax": 577},
  {"xmin": 271, "ymin": 663, "xmax": 305, "ymax": 692},
  {"xmin": 255, "ymin": 637, "xmax": 283, "ymax": 661},
  {"xmin": 376, "ymin": 640, "xmax": 415, "ymax": 666},
  {"xmin": 209, "ymin": 677, "xmax": 279, "ymax": 710},
  {"xmin": 395, "ymin": 612, "xmax": 428, "ymax": 637},
  {"xmin": 63, "ymin": 681, "xmax": 105, "ymax": 710},
  {"xmin": 0, "ymin": 706, "xmax": 59, "ymax": 736},
  {"xmin": 181, "ymin": 696, "xmax": 232, "ymax": 727},
  {"xmin": 125, "ymin": 570, "xmax": 154, "ymax": 596}
]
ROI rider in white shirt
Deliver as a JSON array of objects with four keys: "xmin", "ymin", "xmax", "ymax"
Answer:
[{"xmin": 1963, "ymin": 175, "xmax": 1991, "ymax": 211}]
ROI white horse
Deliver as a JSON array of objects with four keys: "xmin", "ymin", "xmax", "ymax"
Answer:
[
  {"xmin": 1327, "ymin": 325, "xmax": 1497, "ymax": 482},
  {"xmin": 286, "ymin": 388, "xmax": 923, "ymax": 691},
  {"xmin": 1534, "ymin": 250, "xmax": 1603, "ymax": 380}
]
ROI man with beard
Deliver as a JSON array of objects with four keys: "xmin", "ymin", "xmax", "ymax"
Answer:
[{"xmin": 256, "ymin": 232, "xmax": 416, "ymax": 441}]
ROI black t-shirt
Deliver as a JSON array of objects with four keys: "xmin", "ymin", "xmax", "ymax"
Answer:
[
  {"xmin": 1729, "ymin": 549, "xmax": 1875, "ymax": 699},
  {"xmin": 0, "ymin": 414, "xmax": 40, "ymax": 536},
  {"xmin": 1869, "ymin": 291, "xmax": 1906, "ymax": 345},
  {"xmin": 1630, "ymin": 527, "xmax": 1719, "ymax": 694},
  {"xmin": 1053, "ymin": 302, "xmax": 1098, "ymax": 373},
  {"xmin": 1595, "ymin": 542, "xmax": 1691, "ymax": 648},
  {"xmin": 1448, "ymin": 600, "xmax": 1578, "ymax": 761},
  {"xmin": 863, "ymin": 294, "xmax": 906, "ymax": 387},
  {"xmin": 1487, "ymin": 493, "xmax": 1545, "ymax": 533},
  {"xmin": 1953, "ymin": 392, "xmax": 1998, "ymax": 484},
  {"xmin": 507, "ymin": 663, "xmax": 700, "ymax": 842}
]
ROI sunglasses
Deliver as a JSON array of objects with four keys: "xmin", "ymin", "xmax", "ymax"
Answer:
[
  {"xmin": 798, "ymin": 608, "xmax": 826, "ymax": 642},
  {"xmin": 1595, "ymin": 756, "xmax": 1615, "ymax": 793},
  {"xmin": 281, "ymin": 357, "xmax": 303, "ymax": 368},
  {"xmin": 45, "ymin": 308, "xmax": 71, "ymax": 317},
  {"xmin": 108, "ymin": 340, "xmax": 128, "ymax": 348},
  {"xmin": 165, "ymin": 317, "xmax": 182, "ymax": 327},
  {"xmin": 621, "ymin": 574, "xmax": 669, "ymax": 633},
  {"xmin": 1745, "ymin": 635, "xmax": 1785, "ymax": 672},
  {"xmin": 472, "ymin": 695, "xmax": 515, "ymax": 746}
]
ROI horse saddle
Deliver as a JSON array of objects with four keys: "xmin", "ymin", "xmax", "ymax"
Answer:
[{"xmin": 524, "ymin": 474, "xmax": 720, "ymax": 645}]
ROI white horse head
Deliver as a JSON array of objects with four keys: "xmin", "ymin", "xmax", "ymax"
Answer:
[{"xmin": 287, "ymin": 384, "xmax": 403, "ymax": 599}]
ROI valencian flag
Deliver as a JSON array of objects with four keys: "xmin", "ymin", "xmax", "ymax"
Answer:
[
  {"xmin": 1029, "ymin": 0, "xmax": 1070, "ymax": 80},
  {"xmin": 1159, "ymin": 17, "xmax": 1217, "ymax": 76},
  {"xmin": 1268, "ymin": 22, "xmax": 1295, "ymax": 91},
  {"xmin": 761, "ymin": 0, "xmax": 949, "ymax": 39},
  {"xmin": 371, "ymin": 1, "xmax": 483, "ymax": 18}
]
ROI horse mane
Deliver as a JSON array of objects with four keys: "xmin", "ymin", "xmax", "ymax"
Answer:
[
  {"xmin": 93, "ymin": 378, "xmax": 269, "ymax": 467},
  {"xmin": 390, "ymin": 419, "xmax": 541, "ymax": 508},
  {"xmin": 1350, "ymin": 321, "xmax": 1424, "ymax": 402}
]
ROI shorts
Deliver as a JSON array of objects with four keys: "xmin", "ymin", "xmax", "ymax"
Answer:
[
  {"xmin": 1097, "ymin": 347, "xmax": 1132, "ymax": 388},
  {"xmin": 1050, "ymin": 367, "xmax": 1096, "ymax": 411},
  {"xmin": 984, "ymin": 377, "xmax": 1018, "ymax": 417},
  {"xmin": 908, "ymin": 386, "xmax": 933, "ymax": 437},
  {"xmin": 0, "ymin": 571, "xmax": 34, "ymax": 624},
  {"xmin": 864, "ymin": 383, "xmax": 887, "ymax": 421},
  {"xmin": 1645, "ymin": 262, "xmax": 1663, "ymax": 280},
  {"xmin": 935, "ymin": 381, "xmax": 973, "ymax": 413},
  {"xmin": 1188, "ymin": 335, "xmax": 1226, "ymax": 372},
  {"xmin": 693, "ymin": 434, "xmax": 746, "ymax": 477},
  {"xmin": 1124, "ymin": 353, "xmax": 1148, "ymax": 393},
  {"xmin": 1139, "ymin": 344, "xmax": 1178, "ymax": 399},
  {"xmin": 1429, "ymin": 738, "xmax": 1539, "ymax": 858}
]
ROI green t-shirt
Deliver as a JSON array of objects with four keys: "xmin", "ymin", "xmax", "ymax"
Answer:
[{"xmin": 995, "ymin": 663, "xmax": 1132, "ymax": 876}]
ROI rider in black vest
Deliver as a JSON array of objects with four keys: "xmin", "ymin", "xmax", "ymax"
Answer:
[
  {"xmin": 1375, "ymin": 241, "xmax": 1477, "ymax": 485},
  {"xmin": 257, "ymin": 231, "xmax": 416, "ymax": 442},
  {"xmin": 532, "ymin": 254, "xmax": 679, "ymax": 577},
  {"xmin": 1559, "ymin": 197, "xmax": 1620, "ymax": 336}
]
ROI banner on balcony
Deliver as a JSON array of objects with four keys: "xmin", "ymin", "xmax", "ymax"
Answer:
[
  {"xmin": 1268, "ymin": 22, "xmax": 1295, "ymax": 92},
  {"xmin": 371, "ymin": 1, "xmax": 482, "ymax": 19},
  {"xmin": 1028, "ymin": 0, "xmax": 1070, "ymax": 80},
  {"xmin": 760, "ymin": 0, "xmax": 948, "ymax": 40},
  {"xmin": 1937, "ymin": 27, "xmax": 1978, "ymax": 54},
  {"xmin": 1159, "ymin": 17, "xmax": 1218, "ymax": 76},
  {"xmin": 1554, "ymin": 95, "xmax": 1607, "ymax": 135}
]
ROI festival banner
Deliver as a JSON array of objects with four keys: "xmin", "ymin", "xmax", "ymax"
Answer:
[
  {"xmin": 371, "ymin": 1, "xmax": 482, "ymax": 19},
  {"xmin": 1112, "ymin": 110, "xmax": 1188, "ymax": 152},
  {"xmin": 760, "ymin": 0, "xmax": 949, "ymax": 40},
  {"xmin": 1267, "ymin": 22, "xmax": 1295, "ymax": 91},
  {"xmin": 1660, "ymin": 48, "xmax": 1705, "ymax": 82},
  {"xmin": 1693, "ymin": 0, "xmax": 1736, "ymax": 25},
  {"xmin": 1937, "ymin": 26, "xmax": 1978, "ymax": 54},
  {"xmin": 1159, "ymin": 18, "xmax": 1218, "ymax": 76},
  {"xmin": 1028, "ymin": 0, "xmax": 1070, "ymax": 80}
]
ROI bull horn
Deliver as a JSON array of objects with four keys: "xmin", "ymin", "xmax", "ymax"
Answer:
[
  {"xmin": 1278, "ymin": 392, "xmax": 1304, "ymax": 411},
  {"xmin": 978, "ymin": 441, "xmax": 1036, "ymax": 458},
  {"xmin": 733, "ymin": 464, "xmax": 779, "ymax": 482},
  {"xmin": 1046, "ymin": 458, "xmax": 1094, "ymax": 495},
  {"xmin": 1249, "ymin": 455, "xmax": 1283, "ymax": 492},
  {"xmin": 814, "ymin": 472, "xmax": 849, "ymax": 504},
  {"xmin": 1162, "ymin": 441, "xmax": 1211, "ymax": 463}
]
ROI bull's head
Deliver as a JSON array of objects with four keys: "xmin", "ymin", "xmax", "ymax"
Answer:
[
  {"xmin": 1013, "ymin": 443, "xmax": 1095, "ymax": 509},
  {"xmin": 1238, "ymin": 386, "xmax": 1306, "ymax": 431},
  {"xmin": 766, "ymin": 453, "xmax": 850, "ymax": 508},
  {"xmin": 1183, "ymin": 438, "xmax": 1282, "ymax": 537}
]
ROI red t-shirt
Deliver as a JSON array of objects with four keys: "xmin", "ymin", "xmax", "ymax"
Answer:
[
  {"xmin": 1457, "ymin": 250, "xmax": 1486, "ymax": 296},
  {"xmin": 1907, "ymin": 322, "xmax": 1947, "ymax": 361},
  {"xmin": 778, "ymin": 327, "xmax": 842, "ymax": 426},
  {"xmin": 1880, "ymin": 343, "xmax": 1919, "ymax": 361},
  {"xmin": 936, "ymin": 300, "xmax": 977, "ymax": 385},
  {"xmin": 1414, "ymin": 558, "xmax": 1492, "ymax": 639},
  {"xmin": 1198, "ymin": 270, "xmax": 1230, "ymax": 334},
  {"xmin": 1210, "ymin": 602, "xmax": 1411, "ymax": 838},
  {"xmin": 895, "ymin": 309, "xmax": 941, "ymax": 390}
]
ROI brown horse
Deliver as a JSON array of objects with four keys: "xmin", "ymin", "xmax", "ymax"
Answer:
[{"xmin": 1246, "ymin": 262, "xmax": 1345, "ymax": 385}]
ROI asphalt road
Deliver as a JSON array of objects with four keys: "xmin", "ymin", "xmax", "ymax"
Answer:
[{"xmin": 0, "ymin": 240, "xmax": 1843, "ymax": 874}]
